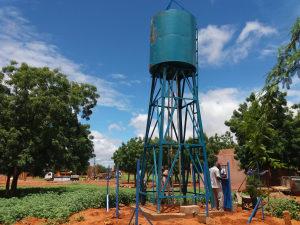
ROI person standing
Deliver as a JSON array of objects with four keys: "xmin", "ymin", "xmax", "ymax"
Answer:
[
  {"xmin": 209, "ymin": 162, "xmax": 228, "ymax": 211},
  {"xmin": 161, "ymin": 166, "xmax": 175, "ymax": 204},
  {"xmin": 139, "ymin": 169, "xmax": 147, "ymax": 205},
  {"xmin": 244, "ymin": 165, "xmax": 268, "ymax": 209}
]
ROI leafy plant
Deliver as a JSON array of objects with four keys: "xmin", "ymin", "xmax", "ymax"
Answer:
[
  {"xmin": 243, "ymin": 175, "xmax": 269, "ymax": 199},
  {"xmin": 0, "ymin": 184, "xmax": 136, "ymax": 224},
  {"xmin": 265, "ymin": 199, "xmax": 300, "ymax": 221}
]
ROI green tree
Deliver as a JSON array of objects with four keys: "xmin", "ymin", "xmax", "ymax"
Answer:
[
  {"xmin": 0, "ymin": 61, "xmax": 100, "ymax": 196},
  {"xmin": 185, "ymin": 131, "xmax": 238, "ymax": 168},
  {"xmin": 111, "ymin": 137, "xmax": 144, "ymax": 186},
  {"xmin": 96, "ymin": 164, "xmax": 108, "ymax": 173},
  {"xmin": 225, "ymin": 91, "xmax": 300, "ymax": 171},
  {"xmin": 264, "ymin": 17, "xmax": 300, "ymax": 90}
]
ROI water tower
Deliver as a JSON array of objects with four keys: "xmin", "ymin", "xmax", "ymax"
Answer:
[{"xmin": 140, "ymin": 9, "xmax": 214, "ymax": 213}]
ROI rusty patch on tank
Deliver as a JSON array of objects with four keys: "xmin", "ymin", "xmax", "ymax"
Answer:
[
  {"xmin": 149, "ymin": 64, "xmax": 152, "ymax": 69},
  {"xmin": 156, "ymin": 11, "xmax": 166, "ymax": 16},
  {"xmin": 150, "ymin": 27, "xmax": 158, "ymax": 44}
]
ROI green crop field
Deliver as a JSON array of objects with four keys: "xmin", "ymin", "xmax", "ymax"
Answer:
[{"xmin": 0, "ymin": 183, "xmax": 136, "ymax": 224}]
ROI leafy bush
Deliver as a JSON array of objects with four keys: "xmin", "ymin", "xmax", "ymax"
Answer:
[
  {"xmin": 265, "ymin": 199, "xmax": 300, "ymax": 221},
  {"xmin": 0, "ymin": 184, "xmax": 136, "ymax": 224}
]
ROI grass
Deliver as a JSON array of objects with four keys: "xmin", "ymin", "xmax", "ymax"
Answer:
[{"xmin": 31, "ymin": 178, "xmax": 45, "ymax": 181}]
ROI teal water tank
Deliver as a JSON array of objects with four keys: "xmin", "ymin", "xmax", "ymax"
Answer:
[{"xmin": 149, "ymin": 9, "xmax": 196, "ymax": 76}]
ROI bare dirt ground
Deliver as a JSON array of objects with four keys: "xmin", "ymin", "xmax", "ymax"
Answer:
[{"xmin": 13, "ymin": 205, "xmax": 300, "ymax": 225}]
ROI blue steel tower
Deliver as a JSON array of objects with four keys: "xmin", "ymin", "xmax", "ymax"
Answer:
[{"xmin": 140, "ymin": 9, "xmax": 214, "ymax": 213}]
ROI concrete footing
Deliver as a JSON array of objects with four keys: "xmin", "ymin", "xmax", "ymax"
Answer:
[
  {"xmin": 130, "ymin": 205, "xmax": 225, "ymax": 222},
  {"xmin": 179, "ymin": 205, "xmax": 201, "ymax": 217},
  {"xmin": 198, "ymin": 211, "xmax": 225, "ymax": 224}
]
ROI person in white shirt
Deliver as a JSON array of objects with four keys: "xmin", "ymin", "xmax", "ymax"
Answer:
[
  {"xmin": 209, "ymin": 162, "xmax": 228, "ymax": 211},
  {"xmin": 161, "ymin": 166, "xmax": 175, "ymax": 204}
]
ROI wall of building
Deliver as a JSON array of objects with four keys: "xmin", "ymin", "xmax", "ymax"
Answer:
[{"xmin": 216, "ymin": 148, "xmax": 246, "ymax": 190}]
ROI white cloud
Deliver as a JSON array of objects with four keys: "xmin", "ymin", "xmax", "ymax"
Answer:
[
  {"xmin": 258, "ymin": 49, "xmax": 277, "ymax": 59},
  {"xmin": 286, "ymin": 89, "xmax": 300, "ymax": 102},
  {"xmin": 198, "ymin": 21, "xmax": 277, "ymax": 66},
  {"xmin": 129, "ymin": 114, "xmax": 149, "ymax": 137},
  {"xmin": 198, "ymin": 25, "xmax": 235, "ymax": 66},
  {"xmin": 131, "ymin": 80, "xmax": 141, "ymax": 84},
  {"xmin": 119, "ymin": 80, "xmax": 141, "ymax": 87},
  {"xmin": 111, "ymin": 74, "xmax": 126, "ymax": 79},
  {"xmin": 237, "ymin": 21, "xmax": 277, "ymax": 43},
  {"xmin": 108, "ymin": 121, "xmax": 126, "ymax": 131},
  {"xmin": 198, "ymin": 88, "xmax": 242, "ymax": 136},
  {"xmin": 0, "ymin": 6, "xmax": 132, "ymax": 111},
  {"xmin": 90, "ymin": 130, "xmax": 122, "ymax": 167},
  {"xmin": 119, "ymin": 81, "xmax": 132, "ymax": 86},
  {"xmin": 129, "ymin": 88, "xmax": 247, "ymax": 139}
]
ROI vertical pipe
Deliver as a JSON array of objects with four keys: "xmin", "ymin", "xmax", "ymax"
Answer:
[
  {"xmin": 176, "ymin": 74, "xmax": 183, "ymax": 206},
  {"xmin": 135, "ymin": 159, "xmax": 140, "ymax": 225},
  {"xmin": 171, "ymin": 81, "xmax": 174, "ymax": 208},
  {"xmin": 227, "ymin": 162, "xmax": 233, "ymax": 213},
  {"xmin": 257, "ymin": 162, "xmax": 265, "ymax": 220},
  {"xmin": 167, "ymin": 80, "xmax": 170, "ymax": 205},
  {"xmin": 141, "ymin": 77, "xmax": 156, "ymax": 200},
  {"xmin": 192, "ymin": 71, "xmax": 214, "ymax": 209},
  {"xmin": 157, "ymin": 67, "xmax": 167, "ymax": 213},
  {"xmin": 153, "ymin": 171, "xmax": 155, "ymax": 205},
  {"xmin": 203, "ymin": 163, "xmax": 209, "ymax": 218},
  {"xmin": 106, "ymin": 166, "xmax": 110, "ymax": 212},
  {"xmin": 116, "ymin": 164, "xmax": 119, "ymax": 218}
]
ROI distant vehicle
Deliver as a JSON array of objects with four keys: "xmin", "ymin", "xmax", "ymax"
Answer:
[
  {"xmin": 282, "ymin": 176, "xmax": 300, "ymax": 196},
  {"xmin": 44, "ymin": 172, "xmax": 54, "ymax": 181},
  {"xmin": 44, "ymin": 171, "xmax": 79, "ymax": 181}
]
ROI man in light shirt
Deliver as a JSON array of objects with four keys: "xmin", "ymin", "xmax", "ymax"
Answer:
[
  {"xmin": 209, "ymin": 162, "xmax": 228, "ymax": 211},
  {"xmin": 161, "ymin": 166, "xmax": 175, "ymax": 204}
]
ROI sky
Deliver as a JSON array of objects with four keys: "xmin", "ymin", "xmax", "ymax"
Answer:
[{"xmin": 0, "ymin": 0, "xmax": 300, "ymax": 167}]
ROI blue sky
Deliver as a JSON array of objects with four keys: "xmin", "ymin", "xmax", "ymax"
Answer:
[{"xmin": 0, "ymin": 0, "xmax": 300, "ymax": 167}]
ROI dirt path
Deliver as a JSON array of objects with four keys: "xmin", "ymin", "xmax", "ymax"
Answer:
[{"xmin": 13, "ymin": 205, "xmax": 300, "ymax": 225}]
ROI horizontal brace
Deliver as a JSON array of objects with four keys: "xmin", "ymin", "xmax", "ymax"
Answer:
[
  {"xmin": 144, "ymin": 143, "xmax": 204, "ymax": 148},
  {"xmin": 167, "ymin": 96, "xmax": 195, "ymax": 101},
  {"xmin": 159, "ymin": 194, "xmax": 205, "ymax": 199},
  {"xmin": 158, "ymin": 105, "xmax": 176, "ymax": 109},
  {"xmin": 140, "ymin": 191, "xmax": 156, "ymax": 197},
  {"xmin": 162, "ymin": 142, "xmax": 205, "ymax": 147},
  {"xmin": 181, "ymin": 100, "xmax": 196, "ymax": 109}
]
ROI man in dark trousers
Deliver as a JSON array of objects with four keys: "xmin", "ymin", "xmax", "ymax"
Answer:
[
  {"xmin": 139, "ymin": 169, "xmax": 146, "ymax": 205},
  {"xmin": 244, "ymin": 165, "xmax": 268, "ymax": 209},
  {"xmin": 209, "ymin": 162, "xmax": 228, "ymax": 211}
]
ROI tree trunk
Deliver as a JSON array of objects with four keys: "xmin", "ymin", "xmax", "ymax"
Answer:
[
  {"xmin": 5, "ymin": 169, "xmax": 12, "ymax": 196},
  {"xmin": 128, "ymin": 173, "xmax": 130, "ymax": 183},
  {"xmin": 134, "ymin": 173, "xmax": 136, "ymax": 188},
  {"xmin": 10, "ymin": 167, "xmax": 20, "ymax": 197}
]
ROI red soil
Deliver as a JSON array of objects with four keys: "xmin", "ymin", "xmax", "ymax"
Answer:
[{"xmin": 13, "ymin": 205, "xmax": 300, "ymax": 225}]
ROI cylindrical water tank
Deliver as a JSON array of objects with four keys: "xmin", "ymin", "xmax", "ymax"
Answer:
[{"xmin": 149, "ymin": 9, "xmax": 196, "ymax": 76}]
